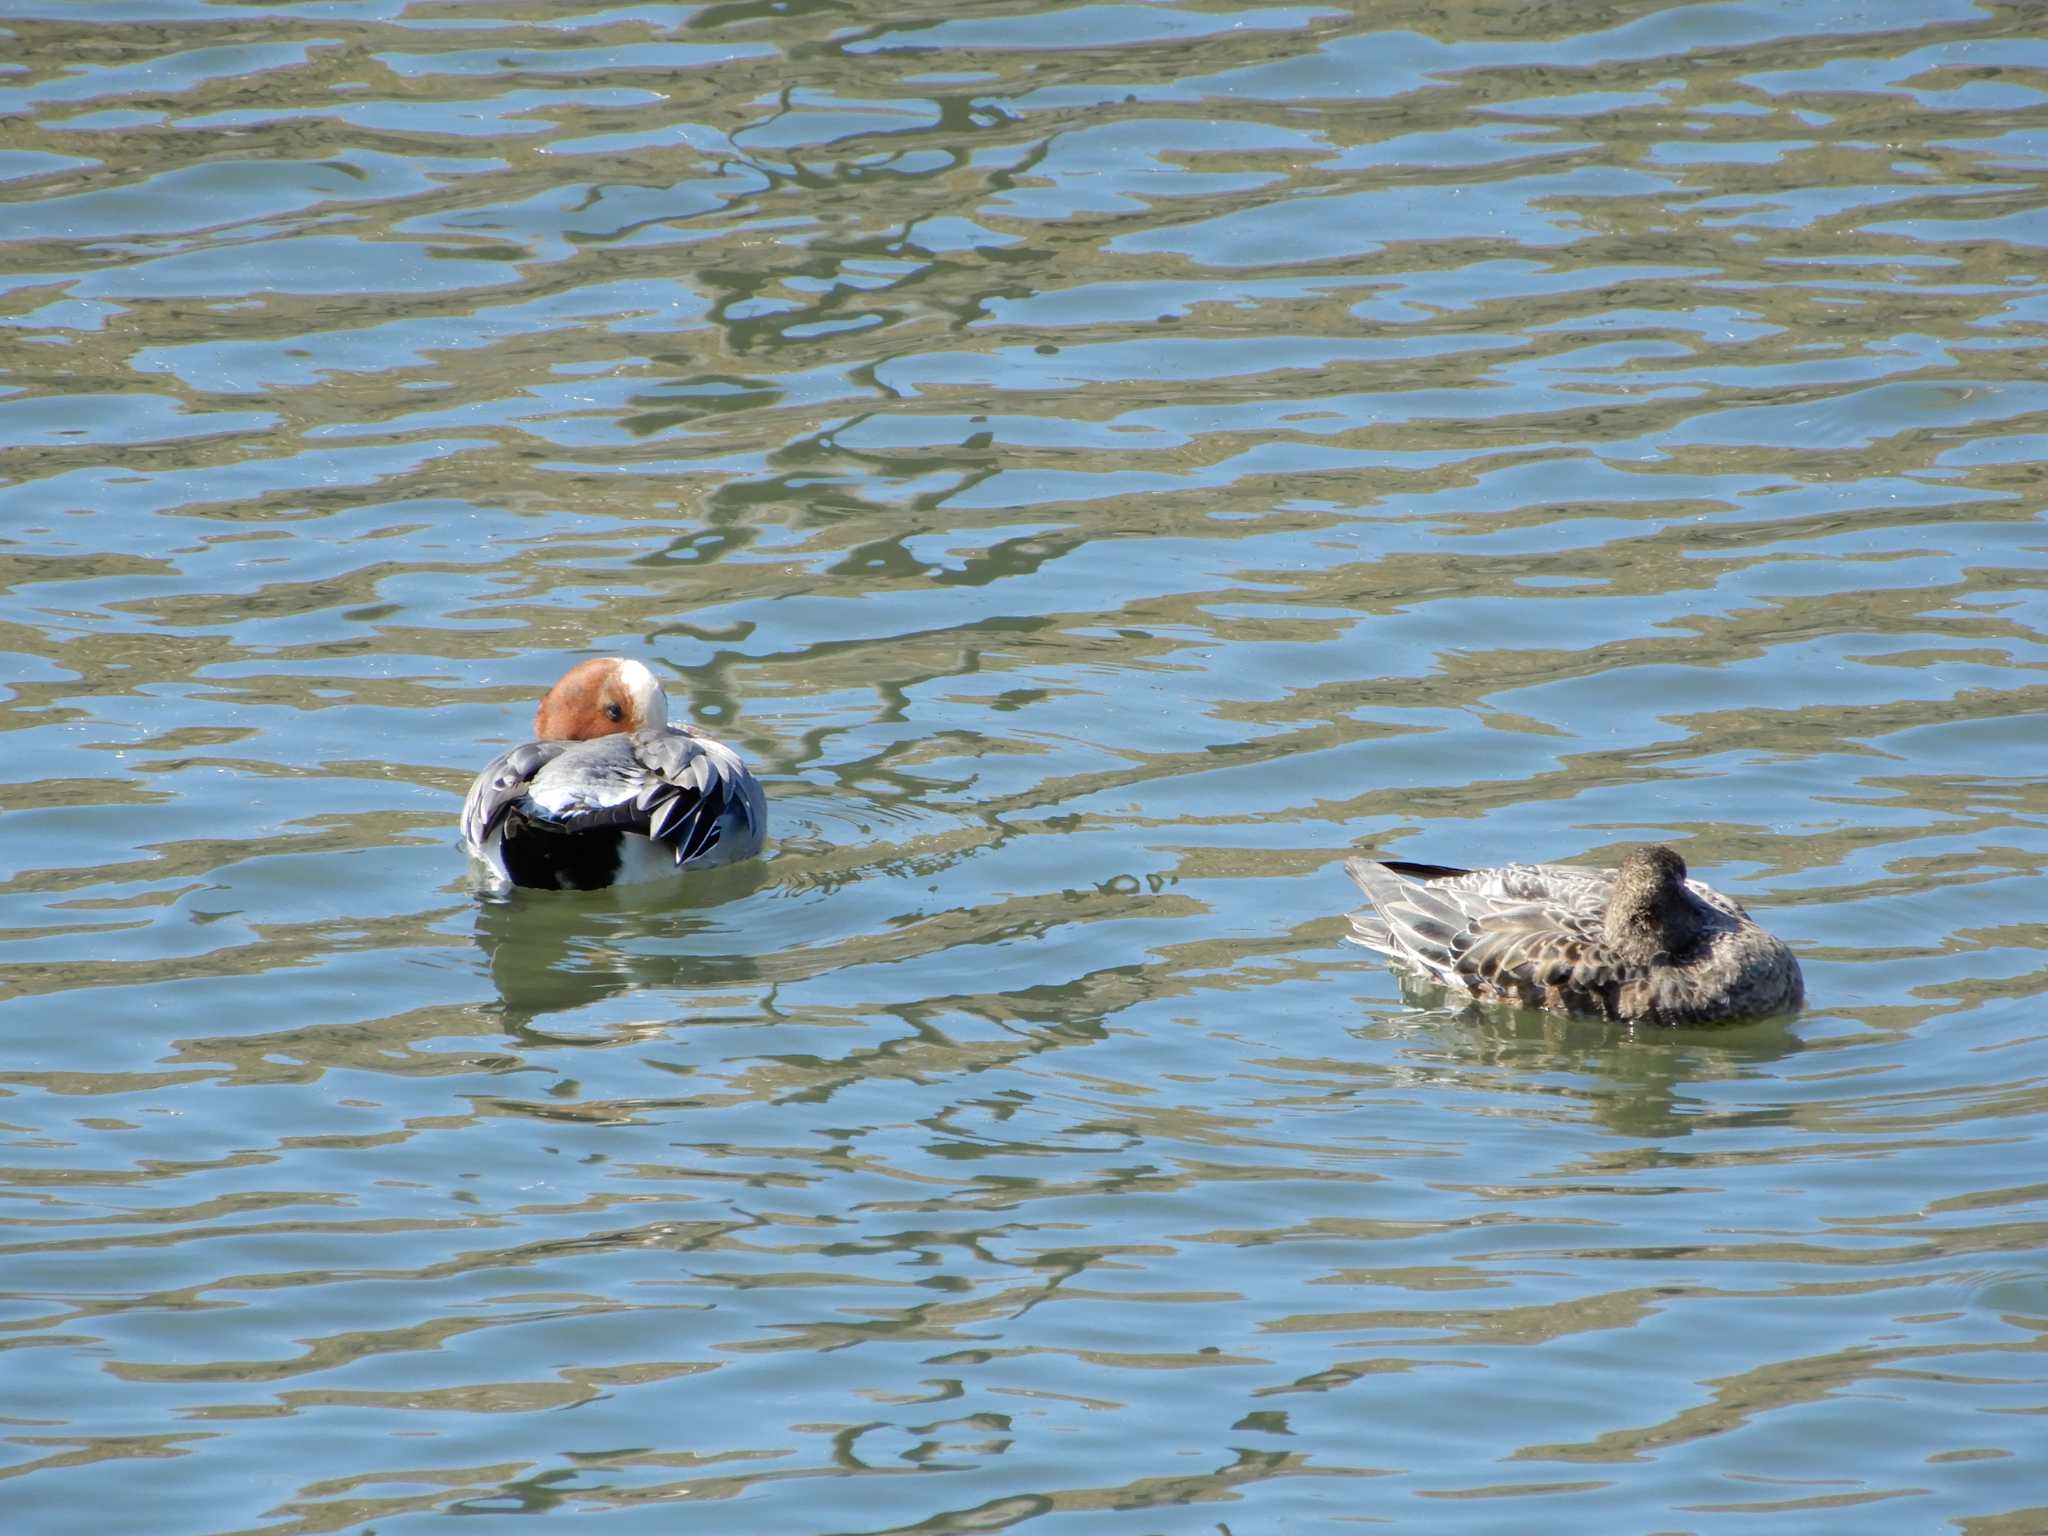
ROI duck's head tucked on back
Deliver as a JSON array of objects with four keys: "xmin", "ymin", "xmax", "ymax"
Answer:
[
  {"xmin": 534, "ymin": 656, "xmax": 668, "ymax": 740},
  {"xmin": 462, "ymin": 656, "xmax": 765, "ymax": 893},
  {"xmin": 1602, "ymin": 844, "xmax": 1700, "ymax": 960}
]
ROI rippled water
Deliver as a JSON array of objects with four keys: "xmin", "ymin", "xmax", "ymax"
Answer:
[{"xmin": 4, "ymin": 1, "xmax": 2047, "ymax": 1530}]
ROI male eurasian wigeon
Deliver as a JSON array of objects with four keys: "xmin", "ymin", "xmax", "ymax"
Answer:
[
  {"xmin": 462, "ymin": 657, "xmax": 765, "ymax": 892},
  {"xmin": 1344, "ymin": 844, "xmax": 1802, "ymax": 1025}
]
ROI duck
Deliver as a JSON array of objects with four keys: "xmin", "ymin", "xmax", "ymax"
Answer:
[
  {"xmin": 1343, "ymin": 844, "xmax": 1802, "ymax": 1026},
  {"xmin": 461, "ymin": 657, "xmax": 766, "ymax": 892}
]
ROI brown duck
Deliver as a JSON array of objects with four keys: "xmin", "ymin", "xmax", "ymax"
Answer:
[{"xmin": 1344, "ymin": 844, "xmax": 1803, "ymax": 1026}]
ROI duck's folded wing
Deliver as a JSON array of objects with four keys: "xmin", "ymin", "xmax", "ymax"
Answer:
[
  {"xmin": 1346, "ymin": 858, "xmax": 1616, "ymax": 1000},
  {"xmin": 524, "ymin": 730, "xmax": 758, "ymax": 867},
  {"xmin": 637, "ymin": 729, "xmax": 761, "ymax": 864},
  {"xmin": 463, "ymin": 740, "xmax": 573, "ymax": 850},
  {"xmin": 1450, "ymin": 908, "xmax": 1626, "ymax": 1005},
  {"xmin": 1346, "ymin": 858, "xmax": 1484, "ymax": 975}
]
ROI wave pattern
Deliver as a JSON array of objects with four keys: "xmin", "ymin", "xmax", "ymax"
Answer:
[{"xmin": 2, "ymin": 1, "xmax": 2046, "ymax": 1531}]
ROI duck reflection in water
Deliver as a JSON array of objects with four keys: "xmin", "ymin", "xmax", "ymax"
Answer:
[
  {"xmin": 1358, "ymin": 973, "xmax": 1804, "ymax": 1141},
  {"xmin": 472, "ymin": 866, "xmax": 771, "ymax": 1031}
]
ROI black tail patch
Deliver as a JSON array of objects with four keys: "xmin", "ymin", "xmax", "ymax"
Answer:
[{"xmin": 500, "ymin": 809, "xmax": 624, "ymax": 891}]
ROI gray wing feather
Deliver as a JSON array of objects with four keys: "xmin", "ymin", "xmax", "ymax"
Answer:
[
  {"xmin": 463, "ymin": 740, "xmax": 572, "ymax": 850},
  {"xmin": 593, "ymin": 727, "xmax": 760, "ymax": 867},
  {"xmin": 1346, "ymin": 857, "xmax": 1628, "ymax": 1009}
]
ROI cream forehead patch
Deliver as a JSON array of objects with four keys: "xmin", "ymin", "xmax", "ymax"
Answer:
[{"xmin": 615, "ymin": 658, "xmax": 663, "ymax": 723}]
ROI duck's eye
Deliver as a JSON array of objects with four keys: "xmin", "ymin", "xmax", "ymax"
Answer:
[{"xmin": 604, "ymin": 702, "xmax": 624, "ymax": 723}]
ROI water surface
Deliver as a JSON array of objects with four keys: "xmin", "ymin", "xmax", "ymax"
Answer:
[{"xmin": 3, "ymin": 1, "xmax": 2046, "ymax": 1531}]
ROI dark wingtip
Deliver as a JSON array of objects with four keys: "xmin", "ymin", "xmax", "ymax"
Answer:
[
  {"xmin": 1377, "ymin": 859, "xmax": 1473, "ymax": 882},
  {"xmin": 1346, "ymin": 855, "xmax": 1473, "ymax": 892}
]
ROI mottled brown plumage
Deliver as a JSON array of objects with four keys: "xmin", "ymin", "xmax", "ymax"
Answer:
[{"xmin": 1344, "ymin": 845, "xmax": 1803, "ymax": 1026}]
